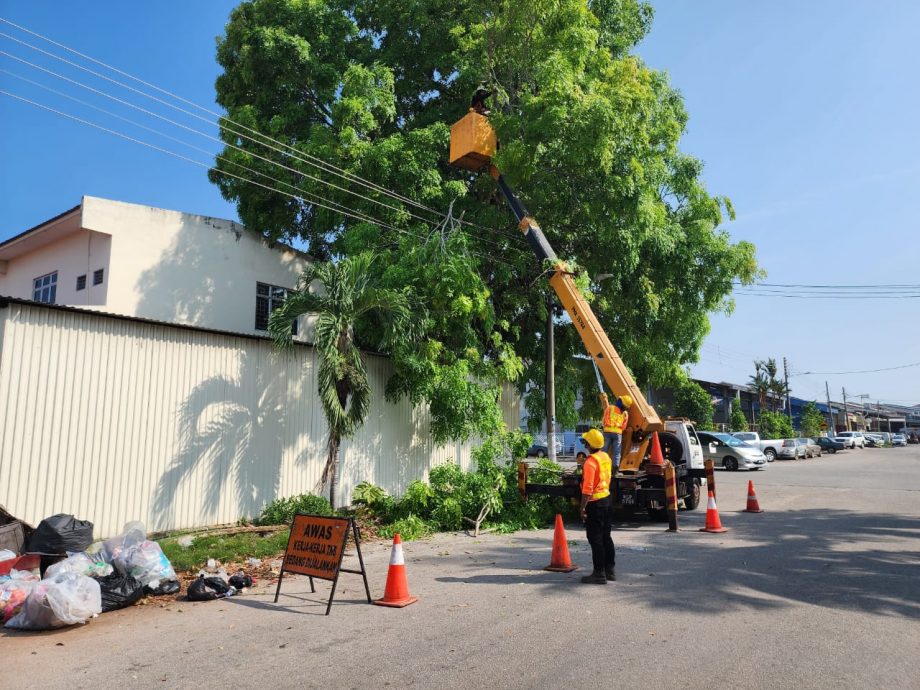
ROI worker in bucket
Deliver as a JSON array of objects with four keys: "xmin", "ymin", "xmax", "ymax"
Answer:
[
  {"xmin": 579, "ymin": 429, "xmax": 615, "ymax": 584},
  {"xmin": 599, "ymin": 392, "xmax": 632, "ymax": 468}
]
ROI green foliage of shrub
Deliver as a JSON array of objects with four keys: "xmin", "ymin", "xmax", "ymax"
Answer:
[
  {"xmin": 350, "ymin": 431, "xmax": 574, "ymax": 539},
  {"xmin": 258, "ymin": 493, "xmax": 333, "ymax": 525},
  {"xmin": 729, "ymin": 398, "xmax": 748, "ymax": 432},
  {"xmin": 758, "ymin": 410, "xmax": 795, "ymax": 439},
  {"xmin": 378, "ymin": 514, "xmax": 434, "ymax": 541}
]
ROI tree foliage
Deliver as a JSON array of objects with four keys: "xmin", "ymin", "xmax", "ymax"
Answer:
[
  {"xmin": 758, "ymin": 410, "xmax": 794, "ymax": 439},
  {"xmin": 799, "ymin": 401, "xmax": 825, "ymax": 438},
  {"xmin": 212, "ymin": 0, "xmax": 761, "ymax": 439},
  {"xmin": 729, "ymin": 397, "xmax": 748, "ymax": 433},
  {"xmin": 673, "ymin": 378, "xmax": 714, "ymax": 431}
]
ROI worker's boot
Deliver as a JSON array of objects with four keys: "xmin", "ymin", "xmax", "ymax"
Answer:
[
  {"xmin": 605, "ymin": 568, "xmax": 616, "ymax": 581},
  {"xmin": 580, "ymin": 572, "xmax": 607, "ymax": 585}
]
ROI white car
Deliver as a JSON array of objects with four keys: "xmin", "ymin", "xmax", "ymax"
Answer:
[
  {"xmin": 892, "ymin": 434, "xmax": 907, "ymax": 447},
  {"xmin": 835, "ymin": 431, "xmax": 866, "ymax": 449}
]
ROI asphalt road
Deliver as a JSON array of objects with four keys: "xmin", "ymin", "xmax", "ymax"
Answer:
[{"xmin": 4, "ymin": 446, "xmax": 919, "ymax": 689}]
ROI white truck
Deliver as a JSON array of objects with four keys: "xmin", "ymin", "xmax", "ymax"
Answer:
[{"xmin": 731, "ymin": 431, "xmax": 788, "ymax": 462}]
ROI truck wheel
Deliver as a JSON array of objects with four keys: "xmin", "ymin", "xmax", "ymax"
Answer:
[
  {"xmin": 681, "ymin": 480, "xmax": 701, "ymax": 511},
  {"xmin": 764, "ymin": 448, "xmax": 776, "ymax": 462},
  {"xmin": 536, "ymin": 449, "xmax": 545, "ymax": 458},
  {"xmin": 724, "ymin": 456, "xmax": 739, "ymax": 471}
]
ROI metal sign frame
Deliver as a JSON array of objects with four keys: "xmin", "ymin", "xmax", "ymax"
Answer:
[{"xmin": 274, "ymin": 513, "xmax": 371, "ymax": 615}]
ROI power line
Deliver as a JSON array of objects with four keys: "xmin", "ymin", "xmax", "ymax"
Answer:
[
  {"xmin": 735, "ymin": 281, "xmax": 920, "ymax": 289},
  {"xmin": 798, "ymin": 361, "xmax": 920, "ymax": 376},
  {"xmin": 0, "ymin": 51, "xmax": 526, "ymax": 259},
  {"xmin": 0, "ymin": 18, "xmax": 522, "ymax": 244},
  {"xmin": 1, "ymin": 88, "xmax": 527, "ymax": 272}
]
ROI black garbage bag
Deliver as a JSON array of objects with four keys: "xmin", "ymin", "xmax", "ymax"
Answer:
[
  {"xmin": 95, "ymin": 572, "xmax": 144, "ymax": 612},
  {"xmin": 27, "ymin": 514, "xmax": 93, "ymax": 554},
  {"xmin": 145, "ymin": 579, "xmax": 181, "ymax": 596},
  {"xmin": 228, "ymin": 572, "xmax": 253, "ymax": 589},
  {"xmin": 187, "ymin": 575, "xmax": 233, "ymax": 602}
]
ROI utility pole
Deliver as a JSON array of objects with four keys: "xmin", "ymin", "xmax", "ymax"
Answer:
[
  {"xmin": 825, "ymin": 381, "xmax": 835, "ymax": 436},
  {"xmin": 877, "ymin": 400, "xmax": 881, "ymax": 433},
  {"xmin": 842, "ymin": 387, "xmax": 850, "ymax": 432},
  {"xmin": 546, "ymin": 296, "xmax": 556, "ymax": 462},
  {"xmin": 783, "ymin": 357, "xmax": 792, "ymax": 426}
]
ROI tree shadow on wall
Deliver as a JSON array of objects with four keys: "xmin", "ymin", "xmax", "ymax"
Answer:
[{"xmin": 152, "ymin": 351, "xmax": 293, "ymax": 529}]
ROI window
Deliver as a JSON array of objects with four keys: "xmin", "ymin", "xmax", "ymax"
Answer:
[
  {"xmin": 255, "ymin": 282, "xmax": 297, "ymax": 335},
  {"xmin": 76, "ymin": 274, "xmax": 87, "ymax": 291},
  {"xmin": 32, "ymin": 272, "xmax": 58, "ymax": 303},
  {"xmin": 93, "ymin": 268, "xmax": 104, "ymax": 286}
]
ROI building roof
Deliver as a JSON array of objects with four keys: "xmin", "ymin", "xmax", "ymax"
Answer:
[
  {"xmin": 0, "ymin": 204, "xmax": 82, "ymax": 261},
  {"xmin": 0, "ymin": 196, "xmax": 313, "ymax": 263}
]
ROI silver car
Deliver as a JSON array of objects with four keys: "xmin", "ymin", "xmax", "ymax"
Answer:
[
  {"xmin": 697, "ymin": 431, "xmax": 768, "ymax": 471},
  {"xmin": 797, "ymin": 438, "xmax": 822, "ymax": 458}
]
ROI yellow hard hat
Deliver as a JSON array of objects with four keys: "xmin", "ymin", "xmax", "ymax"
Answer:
[
  {"xmin": 582, "ymin": 428, "xmax": 605, "ymax": 450},
  {"xmin": 619, "ymin": 394, "xmax": 634, "ymax": 409}
]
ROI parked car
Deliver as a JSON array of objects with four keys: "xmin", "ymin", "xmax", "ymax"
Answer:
[
  {"xmin": 796, "ymin": 437, "xmax": 822, "ymax": 458},
  {"xmin": 864, "ymin": 434, "xmax": 884, "ymax": 448},
  {"xmin": 731, "ymin": 432, "xmax": 786, "ymax": 462},
  {"xmin": 777, "ymin": 438, "xmax": 805, "ymax": 459},
  {"xmin": 697, "ymin": 431, "xmax": 768, "ymax": 471},
  {"xmin": 835, "ymin": 431, "xmax": 866, "ymax": 449},
  {"xmin": 527, "ymin": 436, "xmax": 563, "ymax": 458},
  {"xmin": 815, "ymin": 436, "xmax": 845, "ymax": 453},
  {"xmin": 892, "ymin": 434, "xmax": 907, "ymax": 447}
]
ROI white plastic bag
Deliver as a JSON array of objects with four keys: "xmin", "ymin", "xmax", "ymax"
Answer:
[
  {"xmin": 99, "ymin": 521, "xmax": 146, "ymax": 566},
  {"xmin": 5, "ymin": 572, "xmax": 101, "ymax": 629},
  {"xmin": 117, "ymin": 540, "xmax": 176, "ymax": 587},
  {"xmin": 46, "ymin": 552, "xmax": 112, "ymax": 579}
]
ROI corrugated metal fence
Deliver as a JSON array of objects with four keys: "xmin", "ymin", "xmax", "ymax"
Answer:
[{"xmin": 0, "ymin": 301, "xmax": 517, "ymax": 536}]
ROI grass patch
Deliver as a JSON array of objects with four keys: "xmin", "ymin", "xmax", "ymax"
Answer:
[{"xmin": 158, "ymin": 530, "xmax": 291, "ymax": 572}]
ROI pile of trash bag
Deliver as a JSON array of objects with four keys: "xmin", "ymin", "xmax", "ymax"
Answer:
[
  {"xmin": 99, "ymin": 521, "xmax": 180, "ymax": 595},
  {"xmin": 3, "ymin": 518, "xmax": 182, "ymax": 630},
  {"xmin": 5, "ymin": 572, "xmax": 101, "ymax": 630}
]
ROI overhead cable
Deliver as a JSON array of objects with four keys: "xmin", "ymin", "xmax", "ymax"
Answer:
[
  {"xmin": 0, "ymin": 19, "xmax": 519, "ymax": 243},
  {"xmin": 0, "ymin": 52, "xmax": 525, "ymax": 258},
  {"xmin": 0, "ymin": 89, "xmax": 522, "ymax": 271}
]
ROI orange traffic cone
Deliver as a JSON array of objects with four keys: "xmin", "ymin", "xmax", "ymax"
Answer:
[
  {"xmin": 744, "ymin": 480, "xmax": 764, "ymax": 513},
  {"xmin": 649, "ymin": 432, "xmax": 666, "ymax": 467},
  {"xmin": 699, "ymin": 490, "xmax": 728, "ymax": 533},
  {"xmin": 544, "ymin": 514, "xmax": 578, "ymax": 572},
  {"xmin": 373, "ymin": 534, "xmax": 418, "ymax": 608}
]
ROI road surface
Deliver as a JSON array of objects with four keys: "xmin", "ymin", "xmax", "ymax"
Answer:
[{"xmin": 4, "ymin": 446, "xmax": 919, "ymax": 689}]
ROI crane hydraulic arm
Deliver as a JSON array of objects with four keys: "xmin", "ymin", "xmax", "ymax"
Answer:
[{"xmin": 449, "ymin": 109, "xmax": 663, "ymax": 473}]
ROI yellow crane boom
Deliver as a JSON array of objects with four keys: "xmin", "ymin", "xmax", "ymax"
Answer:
[{"xmin": 450, "ymin": 110, "xmax": 662, "ymax": 473}]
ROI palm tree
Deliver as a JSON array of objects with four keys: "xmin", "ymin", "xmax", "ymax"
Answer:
[
  {"xmin": 268, "ymin": 252, "xmax": 412, "ymax": 509},
  {"xmin": 763, "ymin": 358, "xmax": 781, "ymax": 410},
  {"xmin": 748, "ymin": 360, "xmax": 770, "ymax": 417}
]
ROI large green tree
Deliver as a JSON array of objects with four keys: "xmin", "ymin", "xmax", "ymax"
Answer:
[{"xmin": 211, "ymin": 0, "xmax": 760, "ymax": 439}]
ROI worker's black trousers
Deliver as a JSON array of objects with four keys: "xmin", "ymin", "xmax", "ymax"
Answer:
[{"xmin": 585, "ymin": 496, "xmax": 615, "ymax": 573}]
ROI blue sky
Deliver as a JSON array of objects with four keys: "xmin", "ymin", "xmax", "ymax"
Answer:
[{"xmin": 0, "ymin": 2, "xmax": 917, "ymax": 405}]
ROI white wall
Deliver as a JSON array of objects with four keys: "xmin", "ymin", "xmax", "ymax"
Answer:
[
  {"xmin": 1, "ymin": 197, "xmax": 312, "ymax": 338},
  {"xmin": 80, "ymin": 196, "xmax": 311, "ymax": 337},
  {"xmin": 0, "ymin": 301, "xmax": 520, "ymax": 537}
]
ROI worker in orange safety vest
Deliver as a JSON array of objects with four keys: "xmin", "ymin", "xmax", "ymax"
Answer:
[
  {"xmin": 579, "ymin": 428, "xmax": 615, "ymax": 584},
  {"xmin": 599, "ymin": 392, "xmax": 633, "ymax": 469}
]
